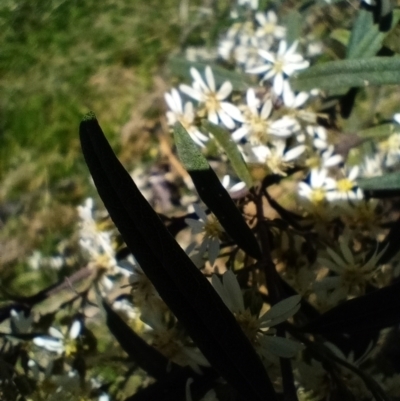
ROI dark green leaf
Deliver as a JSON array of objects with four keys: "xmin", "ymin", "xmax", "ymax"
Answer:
[
  {"xmin": 174, "ymin": 123, "xmax": 261, "ymax": 260},
  {"xmin": 202, "ymin": 120, "xmax": 253, "ymax": 188},
  {"xmin": 79, "ymin": 113, "xmax": 275, "ymax": 401},
  {"xmin": 357, "ymin": 123, "xmax": 397, "ymax": 139},
  {"xmin": 290, "ymin": 57, "xmax": 400, "ymax": 92},
  {"xmin": 347, "ymin": 10, "xmax": 400, "ymax": 59},
  {"xmin": 358, "ymin": 171, "xmax": 400, "ymax": 191},
  {"xmin": 303, "ymin": 280, "xmax": 400, "ymax": 334}
]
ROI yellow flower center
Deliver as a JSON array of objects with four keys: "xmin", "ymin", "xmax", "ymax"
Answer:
[
  {"xmin": 266, "ymin": 153, "xmax": 292, "ymax": 176},
  {"xmin": 235, "ymin": 310, "xmax": 260, "ymax": 344},
  {"xmin": 310, "ymin": 188, "xmax": 325, "ymax": 204},
  {"xmin": 336, "ymin": 178, "xmax": 354, "ymax": 193},
  {"xmin": 204, "ymin": 215, "xmax": 223, "ymax": 239},
  {"xmin": 205, "ymin": 93, "xmax": 221, "ymax": 113}
]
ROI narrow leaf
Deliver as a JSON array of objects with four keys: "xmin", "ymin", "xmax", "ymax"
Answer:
[
  {"xmin": 357, "ymin": 123, "xmax": 397, "ymax": 139},
  {"xmin": 80, "ymin": 113, "xmax": 275, "ymax": 401},
  {"xmin": 303, "ymin": 280, "xmax": 400, "ymax": 334},
  {"xmin": 358, "ymin": 171, "xmax": 400, "ymax": 191},
  {"xmin": 174, "ymin": 123, "xmax": 262, "ymax": 260},
  {"xmin": 202, "ymin": 120, "xmax": 253, "ymax": 188},
  {"xmin": 347, "ymin": 10, "xmax": 400, "ymax": 59},
  {"xmin": 102, "ymin": 300, "xmax": 175, "ymax": 378},
  {"xmin": 290, "ymin": 57, "xmax": 400, "ymax": 92}
]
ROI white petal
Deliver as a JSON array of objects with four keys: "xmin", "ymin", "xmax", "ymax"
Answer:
[
  {"xmin": 246, "ymin": 88, "xmax": 259, "ymax": 112},
  {"xmin": 205, "ymin": 66, "xmax": 216, "ymax": 92},
  {"xmin": 220, "ymin": 102, "xmax": 244, "ymax": 122},
  {"xmin": 294, "ymin": 92, "xmax": 309, "ymax": 108},
  {"xmin": 171, "ymin": 88, "xmax": 183, "ymax": 112},
  {"xmin": 218, "ymin": 110, "xmax": 236, "ymax": 129},
  {"xmin": 273, "ymin": 73, "xmax": 284, "ymax": 96},
  {"xmin": 324, "ymin": 154, "xmax": 342, "ymax": 167},
  {"xmin": 348, "ymin": 166, "xmax": 359, "ymax": 181},
  {"xmin": 232, "ymin": 126, "xmax": 249, "ymax": 142},
  {"xmin": 258, "ymin": 49, "xmax": 275, "ymax": 63},
  {"xmin": 246, "ymin": 65, "xmax": 271, "ymax": 75},
  {"xmin": 283, "ymin": 145, "xmax": 305, "ymax": 162},
  {"xmin": 179, "ymin": 84, "xmax": 204, "ymax": 102},
  {"xmin": 69, "ymin": 320, "xmax": 81, "ymax": 340},
  {"xmin": 49, "ymin": 327, "xmax": 64, "ymax": 339},
  {"xmin": 260, "ymin": 99, "xmax": 273, "ymax": 119},
  {"xmin": 217, "ymin": 81, "xmax": 233, "ymax": 100},
  {"xmin": 164, "ymin": 92, "xmax": 178, "ymax": 113},
  {"xmin": 208, "ymin": 111, "xmax": 219, "ymax": 126},
  {"xmin": 190, "ymin": 67, "xmax": 208, "ymax": 91}
]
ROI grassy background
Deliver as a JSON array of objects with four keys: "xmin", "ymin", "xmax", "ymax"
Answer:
[{"xmin": 0, "ymin": 0, "xmax": 233, "ymax": 290}]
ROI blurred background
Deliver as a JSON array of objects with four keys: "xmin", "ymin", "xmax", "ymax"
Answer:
[{"xmin": 0, "ymin": 0, "xmax": 232, "ymax": 292}]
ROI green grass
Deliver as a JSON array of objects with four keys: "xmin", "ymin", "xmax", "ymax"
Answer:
[{"xmin": 0, "ymin": 0, "xmax": 184, "ymax": 277}]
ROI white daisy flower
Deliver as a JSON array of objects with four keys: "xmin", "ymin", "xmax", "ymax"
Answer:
[
  {"xmin": 255, "ymin": 11, "xmax": 286, "ymax": 42},
  {"xmin": 179, "ymin": 66, "xmax": 244, "ymax": 129},
  {"xmin": 247, "ymin": 40, "xmax": 310, "ymax": 96},
  {"xmin": 360, "ymin": 153, "xmax": 384, "ymax": 178},
  {"xmin": 325, "ymin": 166, "xmax": 360, "ymax": 202},
  {"xmin": 232, "ymin": 88, "xmax": 296, "ymax": 144},
  {"xmin": 33, "ymin": 320, "xmax": 82, "ymax": 356},
  {"xmin": 165, "ymin": 88, "xmax": 209, "ymax": 147},
  {"xmin": 298, "ymin": 168, "xmax": 336, "ymax": 205},
  {"xmin": 185, "ymin": 204, "xmax": 224, "ymax": 266},
  {"xmin": 243, "ymin": 140, "xmax": 305, "ymax": 176}
]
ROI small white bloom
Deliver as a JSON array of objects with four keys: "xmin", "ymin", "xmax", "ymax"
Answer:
[
  {"xmin": 232, "ymin": 88, "xmax": 296, "ymax": 144},
  {"xmin": 298, "ymin": 168, "xmax": 336, "ymax": 205},
  {"xmin": 255, "ymin": 11, "xmax": 286, "ymax": 41},
  {"xmin": 179, "ymin": 66, "xmax": 244, "ymax": 129},
  {"xmin": 243, "ymin": 140, "xmax": 305, "ymax": 176},
  {"xmin": 185, "ymin": 204, "xmax": 224, "ymax": 266},
  {"xmin": 165, "ymin": 88, "xmax": 209, "ymax": 147},
  {"xmin": 33, "ymin": 320, "xmax": 81, "ymax": 356},
  {"xmin": 325, "ymin": 166, "xmax": 360, "ymax": 202},
  {"xmin": 360, "ymin": 153, "xmax": 384, "ymax": 178},
  {"xmin": 247, "ymin": 40, "xmax": 310, "ymax": 96}
]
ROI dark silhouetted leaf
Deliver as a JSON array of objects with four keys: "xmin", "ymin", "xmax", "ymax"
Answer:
[
  {"xmin": 303, "ymin": 280, "xmax": 400, "ymax": 335},
  {"xmin": 174, "ymin": 123, "xmax": 261, "ymax": 260},
  {"xmin": 79, "ymin": 113, "xmax": 276, "ymax": 401}
]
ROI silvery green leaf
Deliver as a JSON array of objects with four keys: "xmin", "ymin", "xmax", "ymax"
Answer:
[
  {"xmin": 222, "ymin": 271, "xmax": 245, "ymax": 313},
  {"xmin": 290, "ymin": 57, "xmax": 400, "ymax": 92},
  {"xmin": 259, "ymin": 335, "xmax": 302, "ymax": 358},
  {"xmin": 259, "ymin": 295, "xmax": 301, "ymax": 327},
  {"xmin": 358, "ymin": 172, "xmax": 400, "ymax": 191}
]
